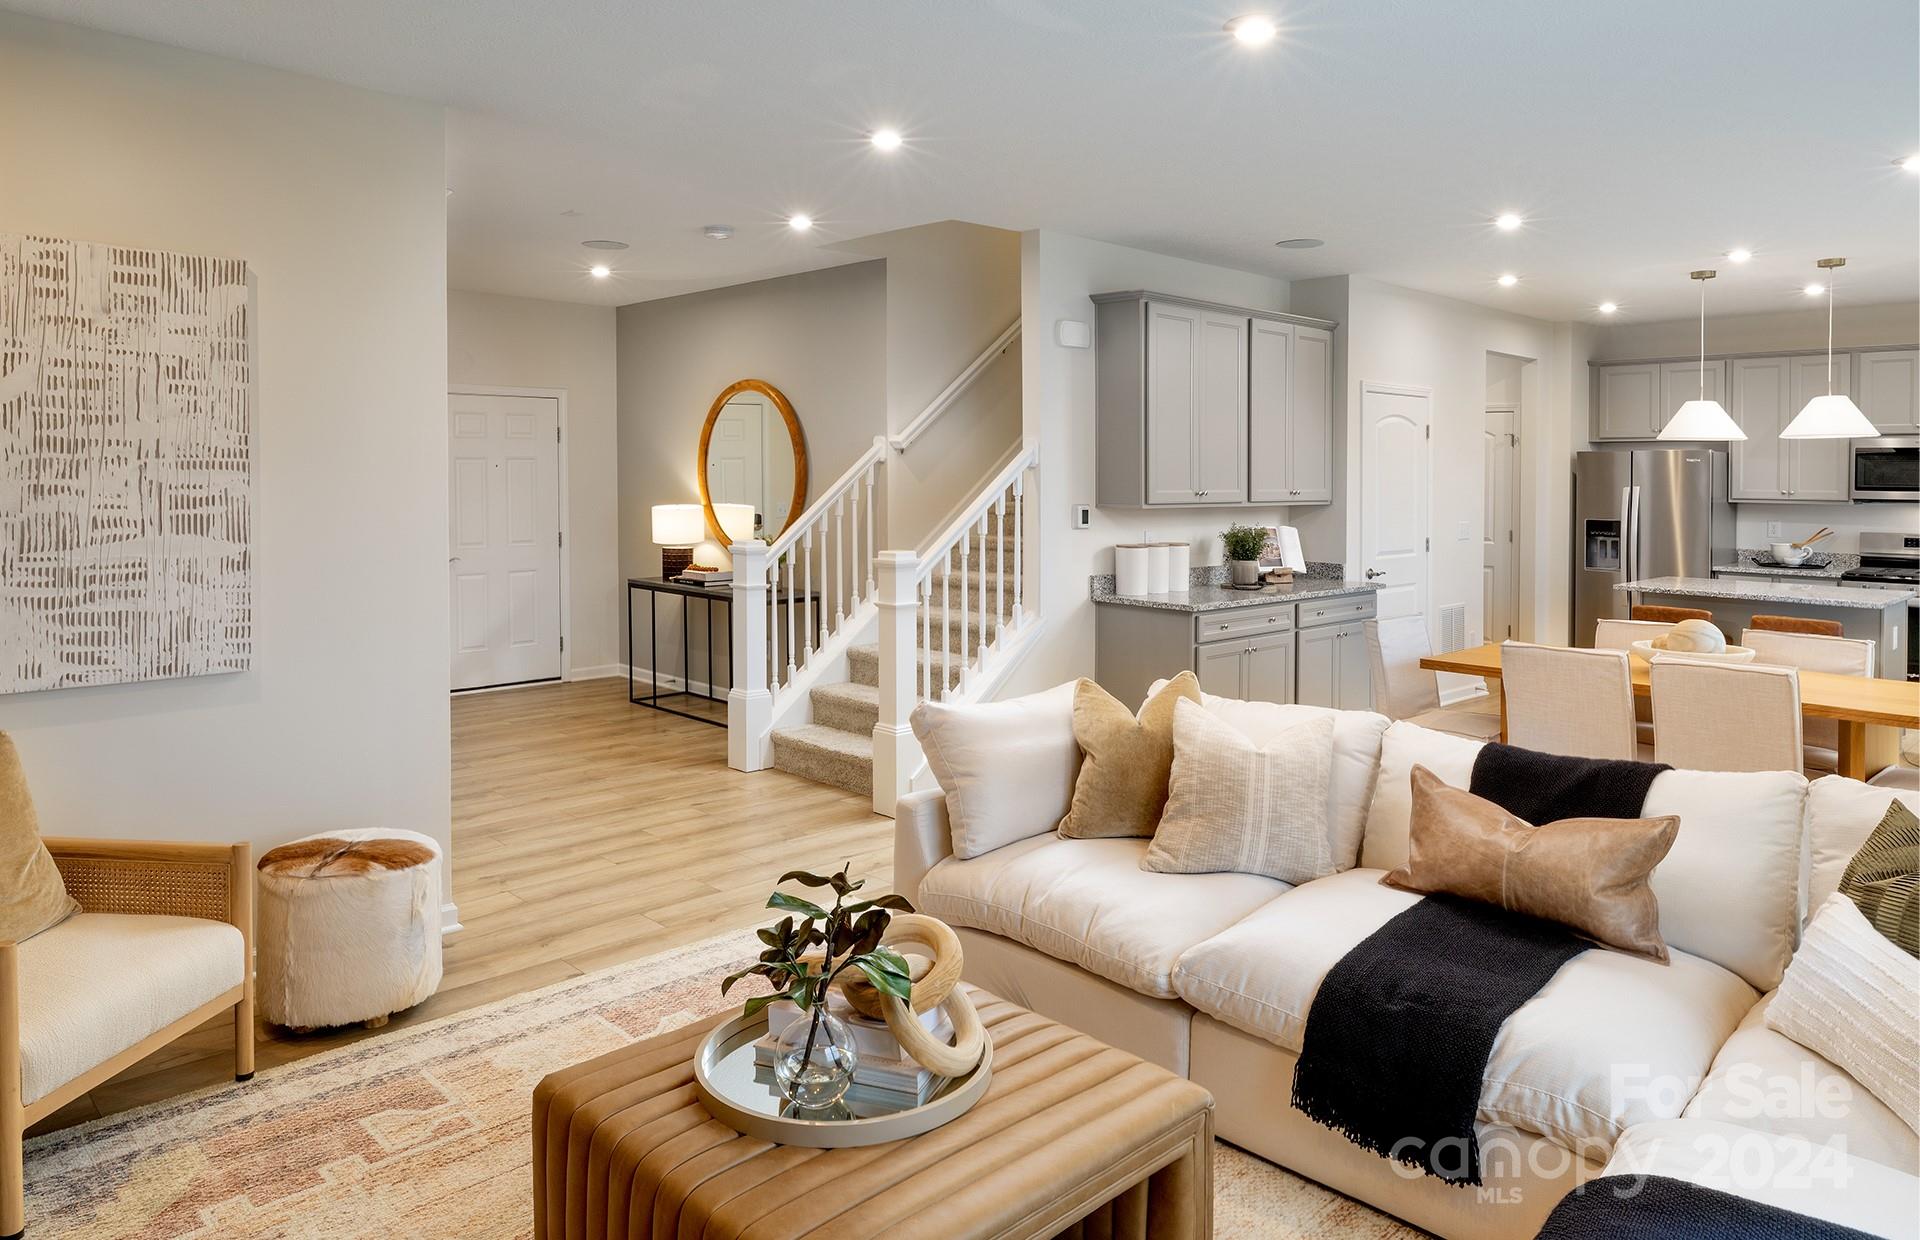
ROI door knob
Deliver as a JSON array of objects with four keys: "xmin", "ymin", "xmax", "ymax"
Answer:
[{"xmin": 1364, "ymin": 569, "xmax": 1385, "ymax": 579}]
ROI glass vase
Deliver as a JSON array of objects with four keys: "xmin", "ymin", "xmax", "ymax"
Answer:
[{"xmin": 772, "ymin": 1006, "xmax": 858, "ymax": 1109}]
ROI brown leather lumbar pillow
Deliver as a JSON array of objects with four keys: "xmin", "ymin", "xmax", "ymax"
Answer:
[
  {"xmin": 1382, "ymin": 765, "xmax": 1679, "ymax": 961},
  {"xmin": 1058, "ymin": 671, "xmax": 1202, "ymax": 839}
]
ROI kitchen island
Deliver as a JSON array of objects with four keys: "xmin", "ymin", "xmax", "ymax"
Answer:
[{"xmin": 1615, "ymin": 576, "xmax": 1911, "ymax": 677}]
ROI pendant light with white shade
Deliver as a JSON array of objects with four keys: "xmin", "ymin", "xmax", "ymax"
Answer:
[
  {"xmin": 1780, "ymin": 257, "xmax": 1880, "ymax": 439},
  {"xmin": 1657, "ymin": 269, "xmax": 1746, "ymax": 440}
]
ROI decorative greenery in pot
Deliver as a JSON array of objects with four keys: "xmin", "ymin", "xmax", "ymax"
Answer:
[
  {"xmin": 1221, "ymin": 522, "xmax": 1268, "ymax": 586},
  {"xmin": 723, "ymin": 865, "xmax": 914, "ymax": 1108}
]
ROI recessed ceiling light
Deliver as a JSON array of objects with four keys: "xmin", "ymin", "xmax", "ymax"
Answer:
[
  {"xmin": 787, "ymin": 214, "xmax": 814, "ymax": 233},
  {"xmin": 1225, "ymin": 14, "xmax": 1278, "ymax": 46},
  {"xmin": 1273, "ymin": 238, "xmax": 1324, "ymax": 249},
  {"xmin": 870, "ymin": 128, "xmax": 903, "ymax": 152},
  {"xmin": 581, "ymin": 239, "xmax": 629, "ymax": 251},
  {"xmin": 1494, "ymin": 212, "xmax": 1523, "ymax": 231},
  {"xmin": 1803, "ymin": 282, "xmax": 1825, "ymax": 297},
  {"xmin": 589, "ymin": 265, "xmax": 611, "ymax": 279},
  {"xmin": 1598, "ymin": 302, "xmax": 1618, "ymax": 314},
  {"xmin": 1899, "ymin": 154, "xmax": 1920, "ymax": 173},
  {"xmin": 703, "ymin": 224, "xmax": 735, "ymax": 240},
  {"xmin": 1727, "ymin": 247, "xmax": 1753, "ymax": 263},
  {"xmin": 1497, "ymin": 273, "xmax": 1518, "ymax": 287}
]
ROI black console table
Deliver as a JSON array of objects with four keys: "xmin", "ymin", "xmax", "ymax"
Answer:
[{"xmin": 624, "ymin": 577, "xmax": 817, "ymax": 727}]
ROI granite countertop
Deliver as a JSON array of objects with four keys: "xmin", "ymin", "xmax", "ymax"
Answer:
[
  {"xmin": 1710, "ymin": 549, "xmax": 1860, "ymax": 580},
  {"xmin": 1617, "ymin": 576, "xmax": 1914, "ymax": 609},
  {"xmin": 1093, "ymin": 577, "xmax": 1380, "ymax": 613}
]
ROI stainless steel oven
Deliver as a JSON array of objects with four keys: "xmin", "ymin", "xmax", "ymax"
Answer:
[{"xmin": 1851, "ymin": 437, "xmax": 1919, "ymax": 501}]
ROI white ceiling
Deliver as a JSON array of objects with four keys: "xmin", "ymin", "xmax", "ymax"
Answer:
[{"xmin": 13, "ymin": 0, "xmax": 1918, "ymax": 320}]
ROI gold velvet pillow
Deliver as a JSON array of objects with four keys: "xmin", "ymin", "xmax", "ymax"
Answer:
[
  {"xmin": 0, "ymin": 733, "xmax": 80, "ymax": 944},
  {"xmin": 1381, "ymin": 765, "xmax": 1678, "ymax": 961},
  {"xmin": 1057, "ymin": 672, "xmax": 1202, "ymax": 839}
]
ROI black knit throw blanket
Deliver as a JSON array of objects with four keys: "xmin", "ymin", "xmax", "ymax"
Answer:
[
  {"xmin": 1536, "ymin": 1174, "xmax": 1881, "ymax": 1239},
  {"xmin": 1289, "ymin": 744, "xmax": 1670, "ymax": 1186}
]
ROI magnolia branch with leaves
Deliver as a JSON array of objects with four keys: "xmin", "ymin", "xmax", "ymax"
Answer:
[{"xmin": 723, "ymin": 865, "xmax": 916, "ymax": 1077}]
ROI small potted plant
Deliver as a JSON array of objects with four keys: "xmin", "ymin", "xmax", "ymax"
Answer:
[
  {"xmin": 1221, "ymin": 522, "xmax": 1268, "ymax": 587},
  {"xmin": 723, "ymin": 865, "xmax": 914, "ymax": 1109}
]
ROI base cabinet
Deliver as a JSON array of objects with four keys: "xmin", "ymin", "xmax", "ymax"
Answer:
[
  {"xmin": 1198, "ymin": 633, "xmax": 1296, "ymax": 701},
  {"xmin": 1294, "ymin": 619, "xmax": 1371, "ymax": 711}
]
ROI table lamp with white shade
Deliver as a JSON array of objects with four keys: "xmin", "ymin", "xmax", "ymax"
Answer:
[
  {"xmin": 651, "ymin": 504, "xmax": 704, "ymax": 578},
  {"xmin": 711, "ymin": 503, "xmax": 758, "ymax": 546}
]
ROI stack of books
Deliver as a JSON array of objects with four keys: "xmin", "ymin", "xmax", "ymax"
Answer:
[
  {"xmin": 754, "ymin": 996, "xmax": 955, "ymax": 1104},
  {"xmin": 675, "ymin": 566, "xmax": 732, "ymax": 585}
]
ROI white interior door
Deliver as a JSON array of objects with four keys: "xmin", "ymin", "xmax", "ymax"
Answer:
[
  {"xmin": 449, "ymin": 393, "xmax": 562, "ymax": 690},
  {"xmin": 1360, "ymin": 384, "xmax": 1430, "ymax": 627},
  {"xmin": 708, "ymin": 395, "xmax": 767, "ymax": 530},
  {"xmin": 1483, "ymin": 409, "xmax": 1518, "ymax": 641}
]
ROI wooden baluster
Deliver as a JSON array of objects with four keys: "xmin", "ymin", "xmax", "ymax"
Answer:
[
  {"xmin": 918, "ymin": 575, "xmax": 930, "ymax": 703},
  {"xmin": 836, "ymin": 494, "xmax": 849, "ymax": 626},
  {"xmin": 864, "ymin": 466, "xmax": 878, "ymax": 601},
  {"xmin": 977, "ymin": 512, "xmax": 989, "ymax": 659},
  {"xmin": 941, "ymin": 559, "xmax": 952, "ymax": 700},
  {"xmin": 1013, "ymin": 470, "xmax": 1025, "ymax": 624},
  {"xmin": 803, "ymin": 528, "xmax": 816, "ymax": 662},
  {"xmin": 994, "ymin": 494, "xmax": 1006, "ymax": 647},
  {"xmin": 784, "ymin": 549, "xmax": 797, "ymax": 682},
  {"xmin": 956, "ymin": 532, "xmax": 970, "ymax": 693}
]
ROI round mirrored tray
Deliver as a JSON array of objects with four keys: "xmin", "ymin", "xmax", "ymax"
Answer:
[{"xmin": 692, "ymin": 1009, "xmax": 992, "ymax": 1149}]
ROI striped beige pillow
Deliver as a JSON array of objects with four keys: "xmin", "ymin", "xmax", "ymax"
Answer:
[
  {"xmin": 1143, "ymin": 700, "xmax": 1334, "ymax": 884},
  {"xmin": 1766, "ymin": 893, "xmax": 1919, "ymax": 1133},
  {"xmin": 1839, "ymin": 799, "xmax": 1918, "ymax": 957}
]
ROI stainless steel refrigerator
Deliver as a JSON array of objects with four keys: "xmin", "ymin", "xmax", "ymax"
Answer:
[{"xmin": 1572, "ymin": 449, "xmax": 1734, "ymax": 646}]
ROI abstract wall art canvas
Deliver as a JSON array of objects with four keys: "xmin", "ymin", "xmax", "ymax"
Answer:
[{"xmin": 0, "ymin": 233, "xmax": 253, "ymax": 693}]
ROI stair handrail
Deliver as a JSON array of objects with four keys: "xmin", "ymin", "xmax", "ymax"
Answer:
[
  {"xmin": 912, "ymin": 442, "xmax": 1037, "ymax": 584},
  {"xmin": 768, "ymin": 435, "xmax": 887, "ymax": 561},
  {"xmin": 887, "ymin": 318, "xmax": 1021, "ymax": 453}
]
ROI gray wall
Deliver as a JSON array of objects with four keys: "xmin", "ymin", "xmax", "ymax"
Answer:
[{"xmin": 615, "ymin": 260, "xmax": 885, "ymax": 686}]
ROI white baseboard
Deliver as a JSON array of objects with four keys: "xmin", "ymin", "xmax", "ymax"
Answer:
[
  {"xmin": 1438, "ymin": 683, "xmax": 1494, "ymax": 707},
  {"xmin": 606, "ymin": 663, "xmax": 724, "ymax": 698},
  {"xmin": 441, "ymin": 901, "xmax": 463, "ymax": 936},
  {"xmin": 568, "ymin": 663, "xmax": 627, "ymax": 681}
]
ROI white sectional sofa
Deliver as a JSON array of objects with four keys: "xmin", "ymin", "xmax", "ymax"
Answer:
[{"xmin": 892, "ymin": 695, "xmax": 1920, "ymax": 1240}]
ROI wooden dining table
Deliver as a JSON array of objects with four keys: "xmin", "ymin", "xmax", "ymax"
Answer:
[{"xmin": 1420, "ymin": 642, "xmax": 1920, "ymax": 780}]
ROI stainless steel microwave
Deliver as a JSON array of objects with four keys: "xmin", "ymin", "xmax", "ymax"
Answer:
[{"xmin": 1851, "ymin": 437, "xmax": 1919, "ymax": 501}]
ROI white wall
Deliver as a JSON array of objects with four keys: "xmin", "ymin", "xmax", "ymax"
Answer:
[
  {"xmin": 841, "ymin": 221, "xmax": 1023, "ymax": 550},
  {"xmin": 1005, "ymin": 230, "xmax": 1299, "ymax": 696},
  {"xmin": 1591, "ymin": 301, "xmax": 1920, "ymax": 555},
  {"xmin": 0, "ymin": 15, "xmax": 454, "ymax": 908},
  {"xmin": 448, "ymin": 291, "xmax": 621, "ymax": 674},
  {"xmin": 615, "ymin": 261, "xmax": 886, "ymax": 686}
]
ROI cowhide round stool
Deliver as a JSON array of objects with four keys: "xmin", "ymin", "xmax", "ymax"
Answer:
[{"xmin": 256, "ymin": 829, "xmax": 445, "ymax": 1032}]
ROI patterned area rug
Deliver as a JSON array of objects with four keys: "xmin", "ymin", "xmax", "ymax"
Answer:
[{"xmin": 25, "ymin": 932, "xmax": 1414, "ymax": 1239}]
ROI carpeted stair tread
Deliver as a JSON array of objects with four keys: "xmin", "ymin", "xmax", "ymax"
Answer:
[
  {"xmin": 770, "ymin": 723, "xmax": 873, "ymax": 796},
  {"xmin": 848, "ymin": 643, "xmax": 967, "ymax": 691},
  {"xmin": 809, "ymin": 681, "xmax": 880, "ymax": 734}
]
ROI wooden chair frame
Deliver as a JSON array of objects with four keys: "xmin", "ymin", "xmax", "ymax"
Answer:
[{"xmin": 1, "ymin": 839, "xmax": 252, "ymax": 1239}]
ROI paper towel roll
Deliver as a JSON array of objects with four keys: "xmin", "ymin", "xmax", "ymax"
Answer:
[{"xmin": 1115, "ymin": 544, "xmax": 1151, "ymax": 596}]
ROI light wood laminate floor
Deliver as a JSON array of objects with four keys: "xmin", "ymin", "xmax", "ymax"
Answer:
[{"xmin": 32, "ymin": 677, "xmax": 890, "ymax": 1136}]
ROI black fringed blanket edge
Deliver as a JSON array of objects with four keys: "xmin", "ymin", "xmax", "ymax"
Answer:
[{"xmin": 1536, "ymin": 1174, "xmax": 1882, "ymax": 1240}]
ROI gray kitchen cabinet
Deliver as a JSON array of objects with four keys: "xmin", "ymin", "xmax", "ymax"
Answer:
[
  {"xmin": 1249, "ymin": 320, "xmax": 1333, "ymax": 504},
  {"xmin": 1660, "ymin": 360, "xmax": 1726, "ymax": 427},
  {"xmin": 1855, "ymin": 349, "xmax": 1919, "ymax": 433},
  {"xmin": 1094, "ymin": 291, "xmax": 1337, "ymax": 508},
  {"xmin": 1595, "ymin": 363, "xmax": 1662, "ymax": 440},
  {"xmin": 1198, "ymin": 631, "xmax": 1297, "ymax": 701},
  {"xmin": 1727, "ymin": 355, "xmax": 1851, "ymax": 502},
  {"xmin": 1295, "ymin": 619, "xmax": 1371, "ymax": 711}
]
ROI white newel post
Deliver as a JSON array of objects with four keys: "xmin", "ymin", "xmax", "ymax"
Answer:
[
  {"xmin": 872, "ymin": 549, "xmax": 920, "ymax": 817},
  {"xmin": 728, "ymin": 540, "xmax": 772, "ymax": 772}
]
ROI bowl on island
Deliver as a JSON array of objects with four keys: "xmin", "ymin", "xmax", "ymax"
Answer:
[
  {"xmin": 1630, "ymin": 639, "xmax": 1757, "ymax": 665},
  {"xmin": 1769, "ymin": 541, "xmax": 1811, "ymax": 566}
]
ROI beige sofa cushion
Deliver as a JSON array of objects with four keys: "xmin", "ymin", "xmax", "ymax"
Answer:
[
  {"xmin": 1058, "ymin": 673, "xmax": 1200, "ymax": 840},
  {"xmin": 0, "ymin": 733, "xmax": 81, "ymax": 944},
  {"xmin": 1150, "ymin": 686, "xmax": 1390, "ymax": 871},
  {"xmin": 18, "ymin": 912, "xmax": 245, "ymax": 1106},
  {"xmin": 910, "ymin": 682, "xmax": 1081, "ymax": 859},
  {"xmin": 1602, "ymin": 1119, "xmax": 1920, "ymax": 1240},
  {"xmin": 1686, "ymin": 991, "xmax": 1919, "ymax": 1173},
  {"xmin": 1807, "ymin": 775, "xmax": 1918, "ymax": 926},
  {"xmin": 1361, "ymin": 722, "xmax": 1808, "ymax": 991},
  {"xmin": 1170, "ymin": 868, "xmax": 1756, "ymax": 1158},
  {"xmin": 916, "ymin": 834, "xmax": 1286, "ymax": 999}
]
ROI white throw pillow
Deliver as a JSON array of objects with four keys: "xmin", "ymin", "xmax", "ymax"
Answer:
[
  {"xmin": 1765, "ymin": 894, "xmax": 1920, "ymax": 1135},
  {"xmin": 1147, "ymin": 682, "xmax": 1388, "ymax": 870},
  {"xmin": 910, "ymin": 682, "xmax": 1080, "ymax": 859},
  {"xmin": 1143, "ymin": 701, "xmax": 1334, "ymax": 884},
  {"xmin": 1358, "ymin": 720, "xmax": 1484, "ymax": 871}
]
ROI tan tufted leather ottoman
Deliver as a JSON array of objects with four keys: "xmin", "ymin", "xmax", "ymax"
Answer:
[{"xmin": 533, "ymin": 986, "xmax": 1214, "ymax": 1240}]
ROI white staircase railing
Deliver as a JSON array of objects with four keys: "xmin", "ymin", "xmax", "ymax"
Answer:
[
  {"xmin": 872, "ymin": 444, "xmax": 1040, "ymax": 813},
  {"xmin": 888, "ymin": 318, "xmax": 1021, "ymax": 453},
  {"xmin": 728, "ymin": 435, "xmax": 885, "ymax": 772}
]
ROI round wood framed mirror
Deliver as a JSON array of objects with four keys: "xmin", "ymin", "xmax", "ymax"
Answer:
[{"xmin": 697, "ymin": 379, "xmax": 808, "ymax": 544}]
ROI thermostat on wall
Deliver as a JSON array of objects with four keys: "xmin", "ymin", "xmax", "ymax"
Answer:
[
  {"xmin": 1055, "ymin": 319, "xmax": 1092, "ymax": 349},
  {"xmin": 1073, "ymin": 504, "xmax": 1092, "ymax": 529}
]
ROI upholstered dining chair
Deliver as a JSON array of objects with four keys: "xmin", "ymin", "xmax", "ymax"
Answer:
[
  {"xmin": 1, "ymin": 735, "xmax": 253, "ymax": 1240},
  {"xmin": 1631, "ymin": 604, "xmax": 1713, "ymax": 624},
  {"xmin": 1363, "ymin": 618, "xmax": 1502, "ymax": 741},
  {"xmin": 1500, "ymin": 641, "xmax": 1639, "ymax": 760},
  {"xmin": 1741, "ymin": 629, "xmax": 1876, "ymax": 773},
  {"xmin": 1593, "ymin": 618, "xmax": 1672, "ymax": 747},
  {"xmin": 1650, "ymin": 657, "xmax": 1804, "ymax": 773},
  {"xmin": 1750, "ymin": 614, "xmax": 1845, "ymax": 637}
]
